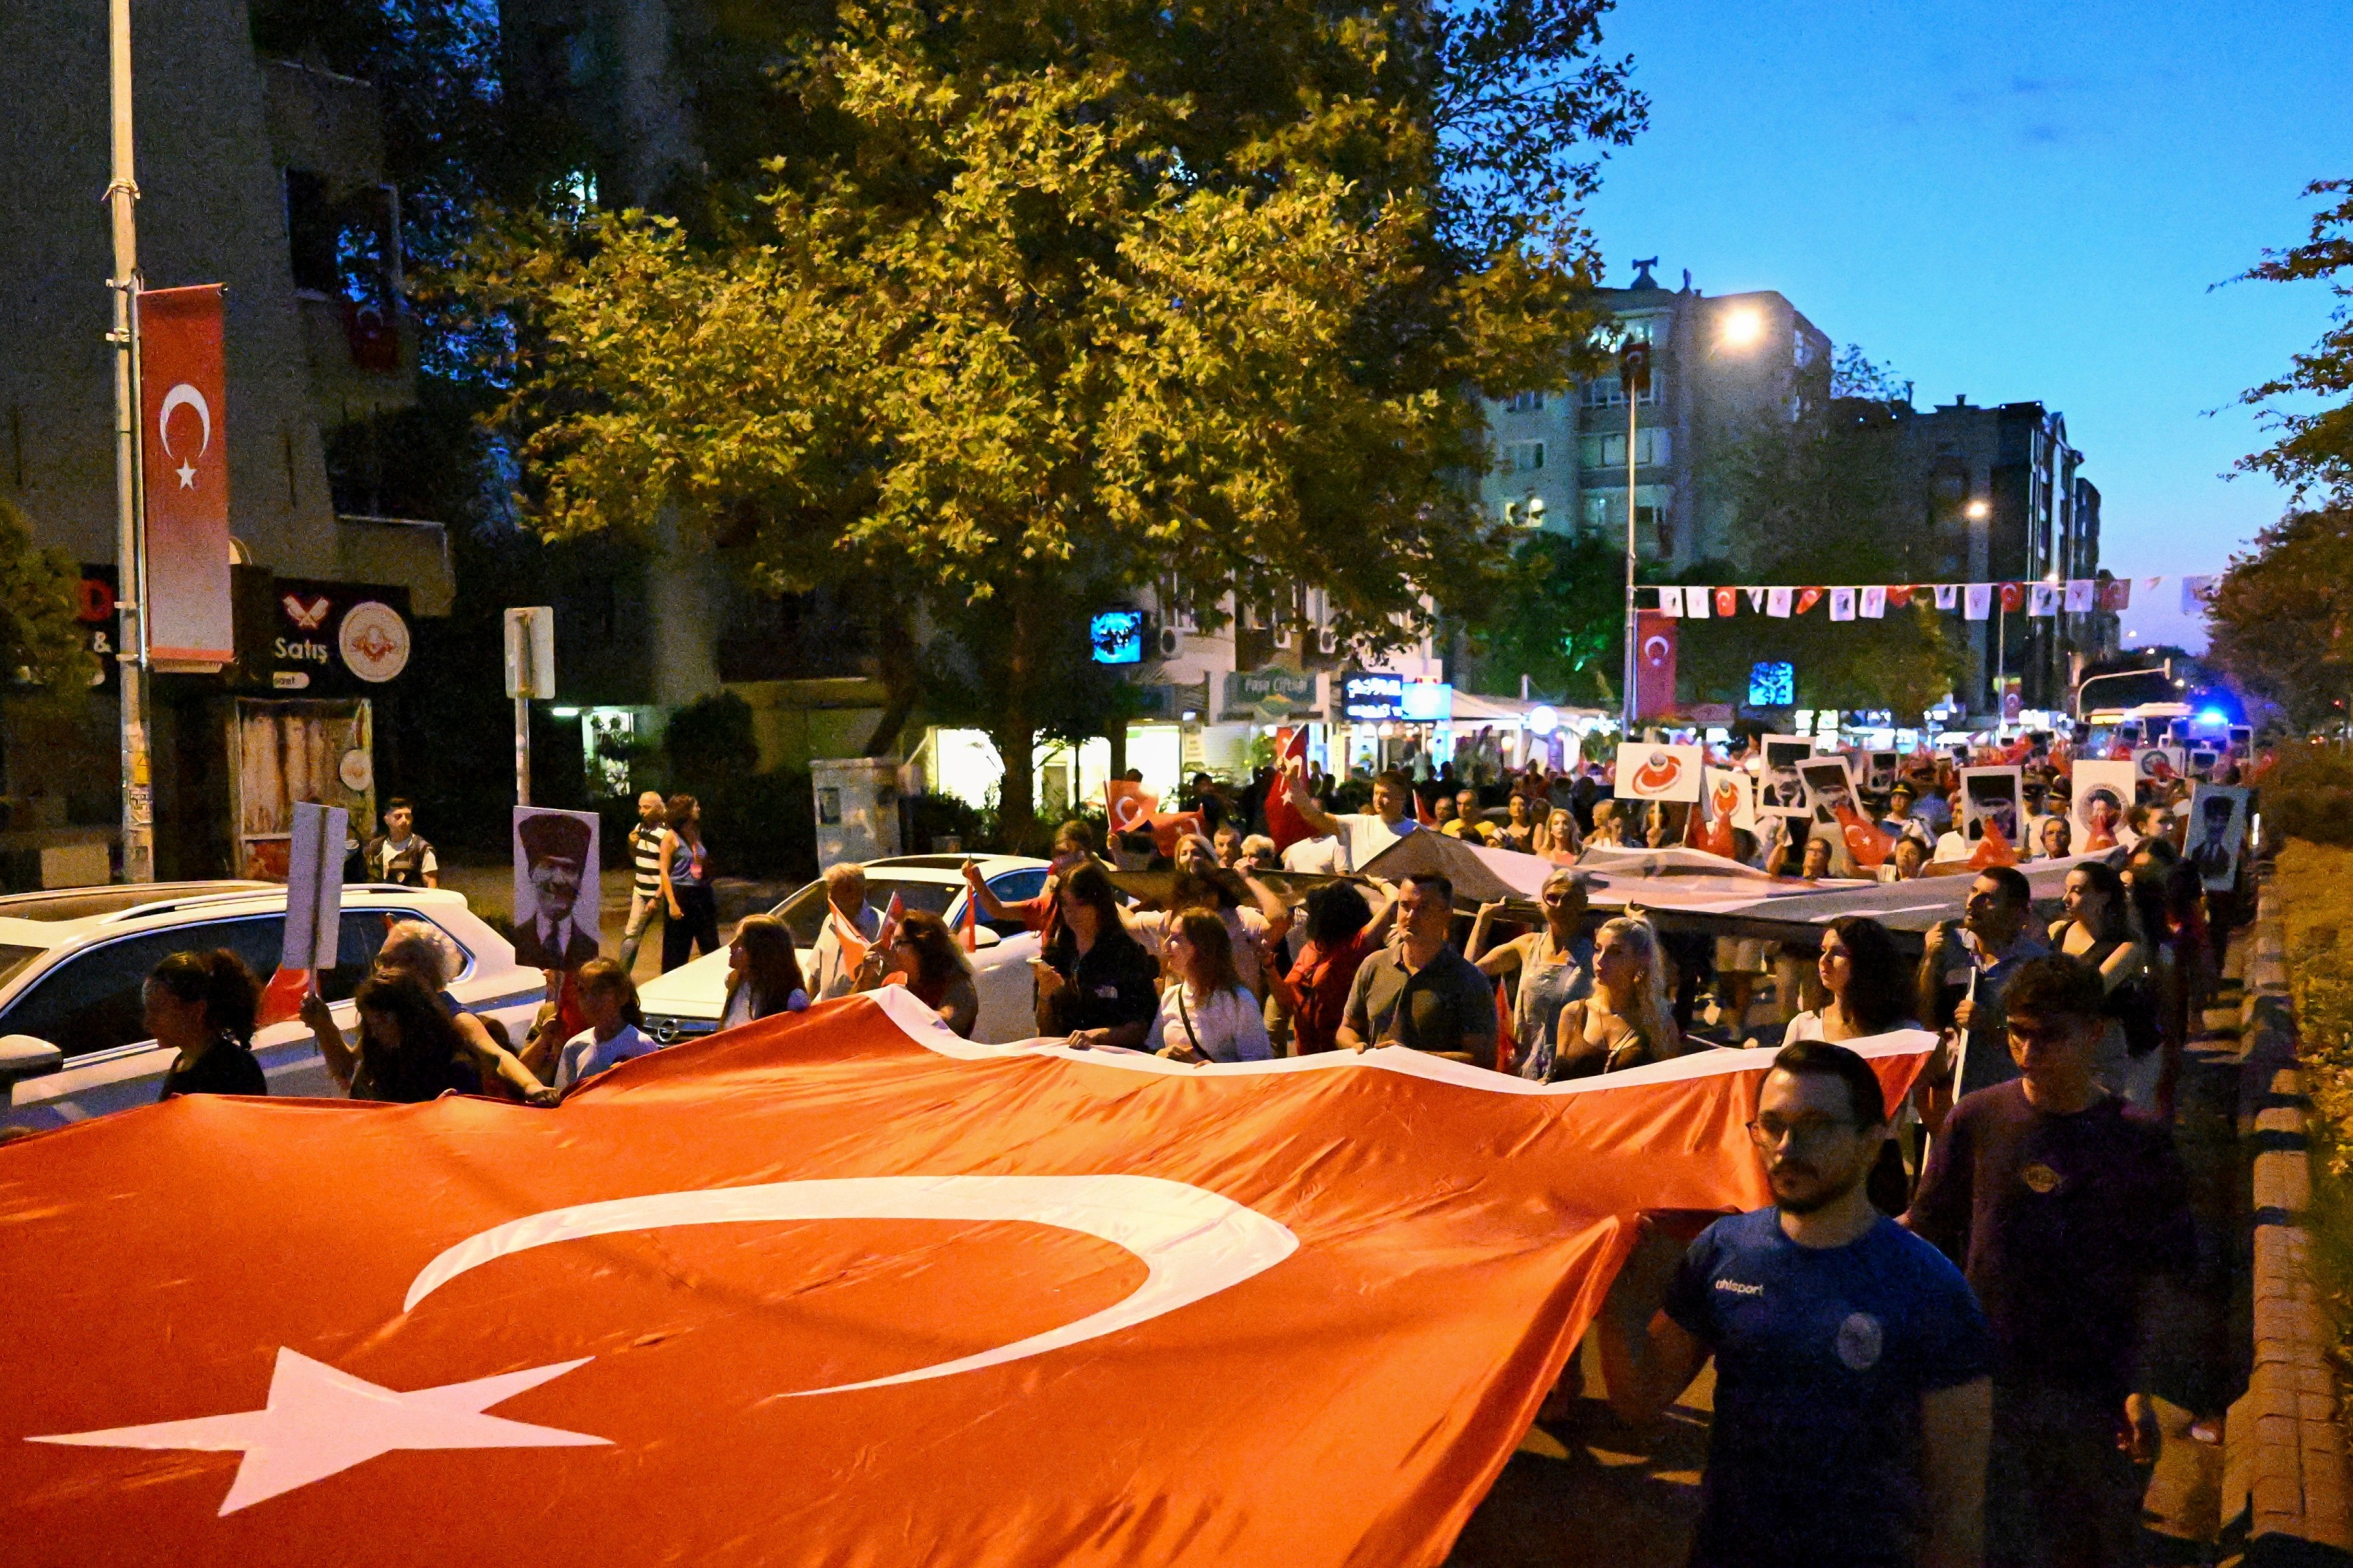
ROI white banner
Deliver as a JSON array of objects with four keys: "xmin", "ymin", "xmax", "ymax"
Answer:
[
  {"xmin": 1614, "ymin": 742, "xmax": 1704, "ymax": 803},
  {"xmin": 282, "ymin": 801, "xmax": 348, "ymax": 971}
]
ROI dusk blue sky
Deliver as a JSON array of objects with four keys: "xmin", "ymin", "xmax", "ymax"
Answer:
[{"xmin": 1574, "ymin": 0, "xmax": 2352, "ymax": 650}]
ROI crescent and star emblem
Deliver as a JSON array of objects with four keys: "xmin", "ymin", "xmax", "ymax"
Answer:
[
  {"xmin": 28, "ymin": 1173, "xmax": 1296, "ymax": 1515},
  {"xmin": 157, "ymin": 383, "xmax": 212, "ymax": 491},
  {"xmin": 1641, "ymin": 633, "xmax": 1671, "ymax": 665}
]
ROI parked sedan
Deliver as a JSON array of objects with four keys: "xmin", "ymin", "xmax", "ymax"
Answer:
[
  {"xmin": 637, "ymin": 855, "xmax": 1054, "ymax": 1045},
  {"xmin": 0, "ymin": 882, "xmax": 548, "ymax": 1130}
]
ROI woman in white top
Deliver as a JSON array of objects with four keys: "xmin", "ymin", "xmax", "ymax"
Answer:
[
  {"xmin": 720, "ymin": 914, "xmax": 811, "ymax": 1029},
  {"xmin": 555, "ymin": 959, "xmax": 661, "ymax": 1090},
  {"xmin": 1783, "ymin": 916, "xmax": 1921, "ymax": 1042},
  {"xmin": 1128, "ymin": 860, "xmax": 1288, "ymax": 996},
  {"xmin": 1467, "ymin": 867, "xmax": 1593, "ymax": 1080},
  {"xmin": 1150, "ymin": 909, "xmax": 1272, "ymax": 1063}
]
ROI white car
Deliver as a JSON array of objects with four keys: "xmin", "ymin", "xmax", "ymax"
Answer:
[
  {"xmin": 637, "ymin": 854, "xmax": 1054, "ymax": 1046},
  {"xmin": 0, "ymin": 882, "xmax": 548, "ymax": 1131}
]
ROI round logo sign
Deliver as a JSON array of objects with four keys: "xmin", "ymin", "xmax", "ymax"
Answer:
[
  {"xmin": 338, "ymin": 747, "xmax": 374, "ymax": 794},
  {"xmin": 338, "ymin": 601, "xmax": 411, "ymax": 684},
  {"xmin": 1632, "ymin": 749, "xmax": 1684, "ymax": 795},
  {"xmin": 1835, "ymin": 1311, "xmax": 1883, "ymax": 1372}
]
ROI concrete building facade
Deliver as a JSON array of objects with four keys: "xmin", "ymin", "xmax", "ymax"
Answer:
[
  {"xmin": 0, "ymin": 0, "xmax": 454, "ymax": 881},
  {"xmin": 1477, "ymin": 260, "xmax": 1834, "ymax": 575}
]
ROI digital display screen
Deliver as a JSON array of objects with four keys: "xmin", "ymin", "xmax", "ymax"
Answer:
[
  {"xmin": 1090, "ymin": 609, "xmax": 1143, "ymax": 666},
  {"xmin": 1747, "ymin": 661, "xmax": 1794, "ymax": 706},
  {"xmin": 1342, "ymin": 671, "xmax": 1405, "ymax": 722}
]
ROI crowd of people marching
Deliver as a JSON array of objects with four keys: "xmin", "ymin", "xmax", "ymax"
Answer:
[{"xmin": 122, "ymin": 728, "xmax": 2256, "ymax": 1567}]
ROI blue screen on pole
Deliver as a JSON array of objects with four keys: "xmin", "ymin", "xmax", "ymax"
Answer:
[
  {"xmin": 1748, "ymin": 661, "xmax": 1794, "ymax": 706},
  {"xmin": 1090, "ymin": 609, "xmax": 1143, "ymax": 665}
]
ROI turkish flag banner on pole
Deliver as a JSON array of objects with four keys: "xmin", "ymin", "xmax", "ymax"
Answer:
[
  {"xmin": 1633, "ymin": 606, "xmax": 1677, "ymax": 720},
  {"xmin": 0, "ymin": 994, "xmax": 1934, "ymax": 1567},
  {"xmin": 138, "ymin": 286, "xmax": 233, "ymax": 669}
]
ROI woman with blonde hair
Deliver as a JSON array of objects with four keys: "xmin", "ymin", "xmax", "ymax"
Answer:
[
  {"xmin": 1531, "ymin": 806, "xmax": 1582, "ymax": 859},
  {"xmin": 1552, "ymin": 916, "xmax": 1682, "ymax": 1077},
  {"xmin": 1149, "ymin": 908, "xmax": 1272, "ymax": 1063},
  {"xmin": 858, "ymin": 909, "xmax": 980, "ymax": 1037},
  {"xmin": 723, "ymin": 914, "xmax": 809, "ymax": 1028}
]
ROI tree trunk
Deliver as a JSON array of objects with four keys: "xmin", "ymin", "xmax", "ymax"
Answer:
[
  {"xmin": 860, "ymin": 594, "xmax": 923, "ymax": 757},
  {"xmin": 991, "ymin": 584, "xmax": 1041, "ymax": 852}
]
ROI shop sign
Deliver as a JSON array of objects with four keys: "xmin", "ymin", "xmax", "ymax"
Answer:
[
  {"xmin": 1221, "ymin": 668, "xmax": 1320, "ymax": 720},
  {"xmin": 1340, "ymin": 671, "xmax": 1404, "ymax": 722},
  {"xmin": 249, "ymin": 580, "xmax": 413, "ymax": 695}
]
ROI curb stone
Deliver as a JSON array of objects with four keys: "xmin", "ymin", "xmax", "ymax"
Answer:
[{"xmin": 2222, "ymin": 874, "xmax": 2353, "ymax": 1567}]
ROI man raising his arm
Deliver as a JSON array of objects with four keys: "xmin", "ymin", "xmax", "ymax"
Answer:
[{"xmin": 1602, "ymin": 1042, "xmax": 1992, "ymax": 1568}]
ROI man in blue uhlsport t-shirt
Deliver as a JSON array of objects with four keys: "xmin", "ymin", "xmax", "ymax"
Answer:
[{"xmin": 1601, "ymin": 1042, "xmax": 1993, "ymax": 1568}]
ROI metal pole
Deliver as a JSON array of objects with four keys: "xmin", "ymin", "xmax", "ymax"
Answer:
[
  {"xmin": 1994, "ymin": 604, "xmax": 2007, "ymax": 730},
  {"xmin": 1622, "ymin": 386, "xmax": 1638, "ymax": 737},
  {"xmin": 106, "ymin": 0, "xmax": 155, "ymax": 883},
  {"xmin": 515, "ymin": 695, "xmax": 532, "ymax": 807}
]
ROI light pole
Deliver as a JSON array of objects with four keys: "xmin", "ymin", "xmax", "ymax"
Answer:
[
  {"xmin": 1617, "ymin": 336, "xmax": 1651, "ymax": 737},
  {"xmin": 106, "ymin": 0, "xmax": 155, "ymax": 882},
  {"xmin": 2074, "ymin": 660, "xmax": 2173, "ymax": 722}
]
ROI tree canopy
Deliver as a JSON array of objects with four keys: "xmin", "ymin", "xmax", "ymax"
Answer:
[
  {"xmin": 2233, "ymin": 179, "xmax": 2353, "ymax": 504},
  {"xmin": 456, "ymin": 0, "xmax": 1639, "ymax": 839},
  {"xmin": 0, "ymin": 499, "xmax": 98, "ymax": 705},
  {"xmin": 2206, "ymin": 503, "xmax": 2353, "ymax": 734}
]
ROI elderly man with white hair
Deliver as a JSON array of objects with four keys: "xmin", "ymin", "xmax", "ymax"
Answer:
[{"xmin": 806, "ymin": 862, "xmax": 884, "ymax": 1001}]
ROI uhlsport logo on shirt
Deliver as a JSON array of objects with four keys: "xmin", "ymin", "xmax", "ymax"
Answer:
[{"xmin": 1713, "ymin": 1279, "xmax": 1763, "ymax": 1297}]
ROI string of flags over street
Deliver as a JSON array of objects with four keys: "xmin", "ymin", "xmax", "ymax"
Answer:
[{"xmin": 1649, "ymin": 575, "xmax": 2219, "ymax": 622}]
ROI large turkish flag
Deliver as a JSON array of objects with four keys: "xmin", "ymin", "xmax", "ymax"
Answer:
[
  {"xmin": 0, "ymin": 992, "xmax": 1931, "ymax": 1566},
  {"xmin": 1634, "ymin": 606, "xmax": 1678, "ymax": 719}
]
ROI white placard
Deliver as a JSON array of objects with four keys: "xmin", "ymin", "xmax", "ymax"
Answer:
[
  {"xmin": 283, "ymin": 801, "xmax": 348, "ymax": 971},
  {"xmin": 1757, "ymin": 734, "xmax": 1814, "ymax": 818},
  {"xmin": 1704, "ymin": 766, "xmax": 1757, "ymax": 832},
  {"xmin": 1614, "ymin": 742, "xmax": 1704, "ymax": 803},
  {"xmin": 2070, "ymin": 760, "xmax": 2136, "ymax": 851}
]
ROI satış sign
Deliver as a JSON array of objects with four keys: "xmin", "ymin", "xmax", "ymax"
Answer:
[
  {"xmin": 254, "ymin": 580, "xmax": 413, "ymax": 694},
  {"xmin": 1221, "ymin": 668, "xmax": 1319, "ymax": 720},
  {"xmin": 1340, "ymin": 671, "xmax": 1405, "ymax": 722}
]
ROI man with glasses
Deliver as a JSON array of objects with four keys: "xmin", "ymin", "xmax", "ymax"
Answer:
[
  {"xmin": 1907, "ymin": 956, "xmax": 2193, "ymax": 1568},
  {"xmin": 1601, "ymin": 1041, "xmax": 1991, "ymax": 1568},
  {"xmin": 1334, "ymin": 873, "xmax": 1496, "ymax": 1062}
]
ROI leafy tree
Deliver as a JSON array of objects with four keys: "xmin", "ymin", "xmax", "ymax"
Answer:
[
  {"xmin": 2206, "ymin": 503, "xmax": 2353, "ymax": 733},
  {"xmin": 0, "ymin": 499, "xmax": 98, "ymax": 704},
  {"xmin": 2232, "ymin": 179, "xmax": 2353, "ymax": 504},
  {"xmin": 1460, "ymin": 530, "xmax": 1626, "ymax": 705},
  {"xmin": 455, "ymin": 0, "xmax": 1628, "ymax": 844},
  {"xmin": 1673, "ymin": 394, "xmax": 1966, "ymax": 723}
]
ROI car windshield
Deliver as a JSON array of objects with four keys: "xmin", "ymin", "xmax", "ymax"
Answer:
[{"xmin": 770, "ymin": 878, "xmax": 958, "ymax": 947}]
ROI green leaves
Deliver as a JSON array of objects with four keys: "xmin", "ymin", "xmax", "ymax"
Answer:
[
  {"xmin": 2233, "ymin": 179, "xmax": 2353, "ymax": 505},
  {"xmin": 2207, "ymin": 503, "xmax": 2353, "ymax": 732}
]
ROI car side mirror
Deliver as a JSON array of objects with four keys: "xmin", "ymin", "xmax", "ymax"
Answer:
[
  {"xmin": 0, "ymin": 1034, "xmax": 63, "ymax": 1096},
  {"xmin": 972, "ymin": 925, "xmax": 1003, "ymax": 950}
]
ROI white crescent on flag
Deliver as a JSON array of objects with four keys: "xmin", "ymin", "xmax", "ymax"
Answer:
[{"xmin": 403, "ymin": 1174, "xmax": 1299, "ymax": 1395}]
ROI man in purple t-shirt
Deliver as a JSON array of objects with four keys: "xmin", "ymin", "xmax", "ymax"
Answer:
[{"xmin": 1907, "ymin": 954, "xmax": 2194, "ymax": 1568}]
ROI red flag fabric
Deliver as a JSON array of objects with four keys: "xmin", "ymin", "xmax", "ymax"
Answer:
[
  {"xmin": 1886, "ymin": 585, "xmax": 1914, "ymax": 608},
  {"xmin": 1998, "ymin": 582, "xmax": 2025, "ymax": 613},
  {"xmin": 1104, "ymin": 781, "xmax": 1158, "ymax": 838},
  {"xmin": 1148, "ymin": 811, "xmax": 1203, "ymax": 860},
  {"xmin": 1264, "ymin": 728, "xmax": 1314, "ymax": 852},
  {"xmin": 2099, "ymin": 578, "xmax": 2132, "ymax": 612},
  {"xmin": 959, "ymin": 892, "xmax": 979, "ymax": 953},
  {"xmin": 1633, "ymin": 608, "xmax": 1677, "ymax": 720},
  {"xmin": 1792, "ymin": 586, "xmax": 1823, "ymax": 616},
  {"xmin": 255, "ymin": 967, "xmax": 311, "ymax": 1030},
  {"xmin": 1493, "ymin": 980, "xmax": 1514, "ymax": 1072},
  {"xmin": 139, "ymin": 286, "xmax": 234, "ymax": 667},
  {"xmin": 1713, "ymin": 586, "xmax": 1738, "ymax": 617},
  {"xmin": 1968, "ymin": 816, "xmax": 2021, "ymax": 868},
  {"xmin": 0, "ymin": 992, "xmax": 1933, "ymax": 1566},
  {"xmin": 1415, "ymin": 789, "xmax": 1437, "ymax": 827}
]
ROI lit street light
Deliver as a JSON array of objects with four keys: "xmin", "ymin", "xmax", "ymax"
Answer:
[{"xmin": 1718, "ymin": 305, "xmax": 1764, "ymax": 350}]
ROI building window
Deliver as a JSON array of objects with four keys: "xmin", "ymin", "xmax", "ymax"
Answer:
[
  {"xmin": 1502, "ymin": 440, "xmax": 1544, "ymax": 474},
  {"xmin": 1582, "ymin": 375, "xmax": 1660, "ymax": 407},
  {"xmin": 1501, "ymin": 390, "xmax": 1544, "ymax": 414},
  {"xmin": 1579, "ymin": 429, "xmax": 1669, "ymax": 469}
]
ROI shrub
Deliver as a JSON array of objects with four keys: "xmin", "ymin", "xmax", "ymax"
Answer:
[{"xmin": 2262, "ymin": 746, "xmax": 2353, "ymax": 849}]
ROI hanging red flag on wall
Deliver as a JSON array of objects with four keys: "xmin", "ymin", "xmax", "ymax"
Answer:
[
  {"xmin": 139, "ymin": 285, "xmax": 233, "ymax": 668},
  {"xmin": 1634, "ymin": 608, "xmax": 1677, "ymax": 720}
]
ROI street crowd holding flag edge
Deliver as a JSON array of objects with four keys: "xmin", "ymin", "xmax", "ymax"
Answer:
[{"xmin": 0, "ymin": 692, "xmax": 2260, "ymax": 1565}]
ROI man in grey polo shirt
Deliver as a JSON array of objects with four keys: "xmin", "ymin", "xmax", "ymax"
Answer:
[{"xmin": 1336, "ymin": 873, "xmax": 1498, "ymax": 1063}]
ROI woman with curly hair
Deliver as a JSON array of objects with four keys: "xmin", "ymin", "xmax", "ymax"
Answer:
[{"xmin": 148, "ymin": 949, "xmax": 266, "ymax": 1099}]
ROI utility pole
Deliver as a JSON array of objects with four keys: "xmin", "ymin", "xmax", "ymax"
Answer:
[
  {"xmin": 106, "ymin": 0, "xmax": 154, "ymax": 882},
  {"xmin": 1619, "ymin": 335, "xmax": 1651, "ymax": 738}
]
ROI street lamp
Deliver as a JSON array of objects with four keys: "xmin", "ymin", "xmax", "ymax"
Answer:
[
  {"xmin": 2074, "ymin": 659, "xmax": 2173, "ymax": 722},
  {"xmin": 1718, "ymin": 305, "xmax": 1764, "ymax": 350}
]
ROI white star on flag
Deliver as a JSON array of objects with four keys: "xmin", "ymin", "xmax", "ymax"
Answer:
[
  {"xmin": 175, "ymin": 461, "xmax": 197, "ymax": 489},
  {"xmin": 28, "ymin": 1347, "xmax": 607, "ymax": 1515}
]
